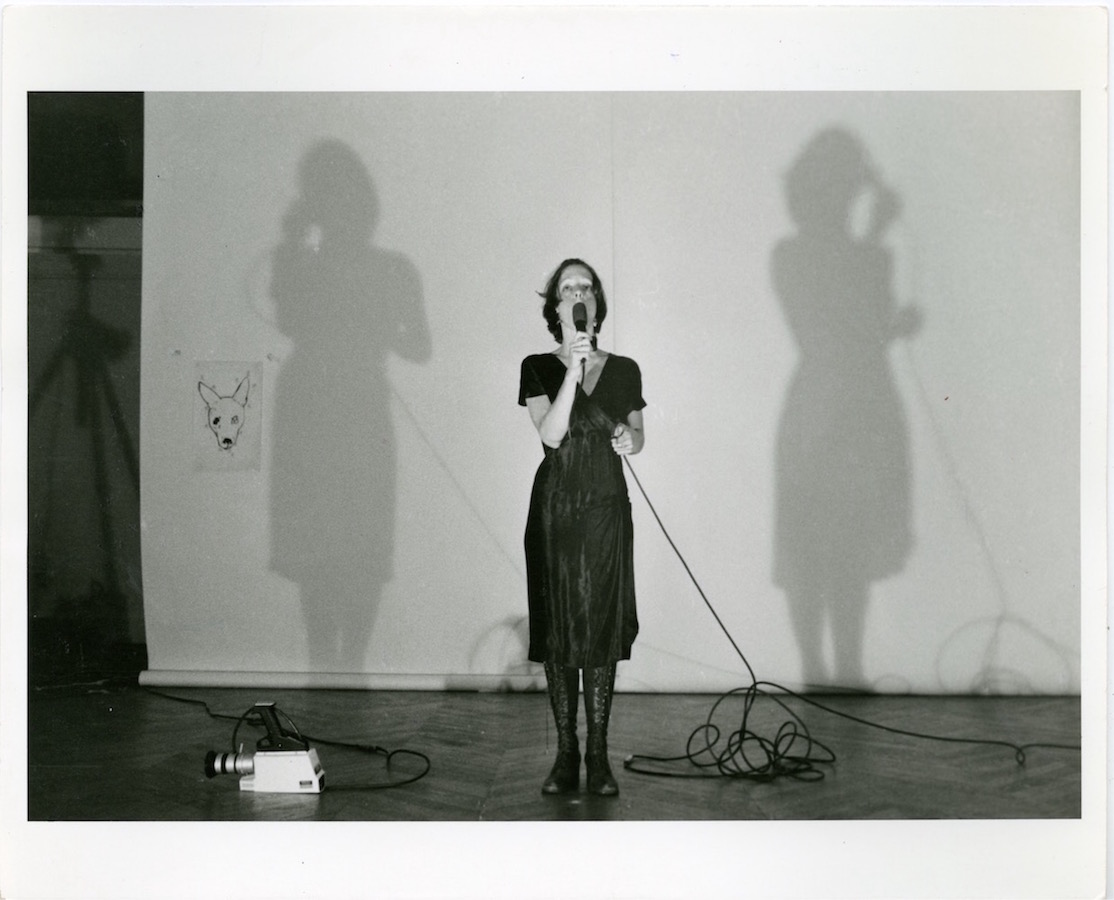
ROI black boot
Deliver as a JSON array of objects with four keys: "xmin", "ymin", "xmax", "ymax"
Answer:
[
  {"xmin": 541, "ymin": 662, "xmax": 580, "ymax": 794},
  {"xmin": 583, "ymin": 663, "xmax": 619, "ymax": 796}
]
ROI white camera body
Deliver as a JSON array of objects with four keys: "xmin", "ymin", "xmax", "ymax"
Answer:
[{"xmin": 239, "ymin": 749, "xmax": 325, "ymax": 793}]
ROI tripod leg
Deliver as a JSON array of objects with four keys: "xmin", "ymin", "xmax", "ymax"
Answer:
[
  {"xmin": 28, "ymin": 346, "xmax": 69, "ymax": 421},
  {"xmin": 86, "ymin": 371, "xmax": 127, "ymax": 639},
  {"xmin": 29, "ymin": 365, "xmax": 68, "ymax": 582},
  {"xmin": 97, "ymin": 362, "xmax": 140, "ymax": 490}
]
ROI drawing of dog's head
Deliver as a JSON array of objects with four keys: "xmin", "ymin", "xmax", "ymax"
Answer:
[{"xmin": 198, "ymin": 376, "xmax": 250, "ymax": 450}]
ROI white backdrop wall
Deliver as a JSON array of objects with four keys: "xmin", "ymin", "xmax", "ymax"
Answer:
[{"xmin": 140, "ymin": 91, "xmax": 1080, "ymax": 694}]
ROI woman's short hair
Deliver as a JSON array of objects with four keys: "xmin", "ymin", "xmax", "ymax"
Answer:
[{"xmin": 537, "ymin": 258, "xmax": 609, "ymax": 342}]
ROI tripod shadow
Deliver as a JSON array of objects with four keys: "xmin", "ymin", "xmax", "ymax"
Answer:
[
  {"xmin": 269, "ymin": 139, "xmax": 431, "ymax": 672},
  {"xmin": 771, "ymin": 127, "xmax": 922, "ymax": 692},
  {"xmin": 28, "ymin": 218, "xmax": 141, "ymax": 673}
]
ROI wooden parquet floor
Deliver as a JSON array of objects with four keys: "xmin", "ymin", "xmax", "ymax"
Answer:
[{"xmin": 26, "ymin": 684, "xmax": 1080, "ymax": 821}]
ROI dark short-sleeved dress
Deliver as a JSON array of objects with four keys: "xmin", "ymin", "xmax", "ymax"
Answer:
[{"xmin": 519, "ymin": 352, "xmax": 646, "ymax": 668}]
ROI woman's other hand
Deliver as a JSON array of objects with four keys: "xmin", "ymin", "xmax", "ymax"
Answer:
[{"xmin": 611, "ymin": 422, "xmax": 636, "ymax": 456}]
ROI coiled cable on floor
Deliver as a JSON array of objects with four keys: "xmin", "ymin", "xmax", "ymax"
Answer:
[{"xmin": 620, "ymin": 459, "xmax": 1080, "ymax": 782}]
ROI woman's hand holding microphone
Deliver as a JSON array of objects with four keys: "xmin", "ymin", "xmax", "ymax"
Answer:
[{"xmin": 564, "ymin": 332, "xmax": 592, "ymax": 384}]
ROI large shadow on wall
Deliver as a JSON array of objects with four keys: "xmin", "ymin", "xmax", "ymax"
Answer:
[
  {"xmin": 771, "ymin": 128, "xmax": 922, "ymax": 692},
  {"xmin": 269, "ymin": 140, "xmax": 431, "ymax": 672}
]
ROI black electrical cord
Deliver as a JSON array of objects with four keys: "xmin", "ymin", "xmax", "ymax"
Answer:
[
  {"xmin": 620, "ymin": 459, "xmax": 1081, "ymax": 782},
  {"xmin": 145, "ymin": 688, "xmax": 432, "ymax": 791}
]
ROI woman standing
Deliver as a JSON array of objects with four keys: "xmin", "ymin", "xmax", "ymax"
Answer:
[{"xmin": 519, "ymin": 258, "xmax": 646, "ymax": 796}]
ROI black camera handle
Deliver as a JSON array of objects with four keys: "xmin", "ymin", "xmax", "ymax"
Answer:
[{"xmin": 251, "ymin": 702, "xmax": 309, "ymax": 752}]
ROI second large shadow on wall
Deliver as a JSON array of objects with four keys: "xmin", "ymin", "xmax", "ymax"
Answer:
[
  {"xmin": 771, "ymin": 128, "xmax": 922, "ymax": 692},
  {"xmin": 269, "ymin": 139, "xmax": 431, "ymax": 673}
]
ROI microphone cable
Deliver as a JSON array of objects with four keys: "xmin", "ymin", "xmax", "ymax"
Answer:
[
  {"xmin": 145, "ymin": 687, "xmax": 431, "ymax": 791},
  {"xmin": 620, "ymin": 459, "xmax": 1081, "ymax": 782}
]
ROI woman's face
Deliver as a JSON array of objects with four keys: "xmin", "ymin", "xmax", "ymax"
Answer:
[{"xmin": 555, "ymin": 264, "xmax": 598, "ymax": 337}]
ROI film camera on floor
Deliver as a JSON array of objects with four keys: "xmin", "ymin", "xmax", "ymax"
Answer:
[{"xmin": 204, "ymin": 702, "xmax": 325, "ymax": 793}]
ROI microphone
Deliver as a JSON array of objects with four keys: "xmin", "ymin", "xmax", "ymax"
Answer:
[
  {"xmin": 572, "ymin": 301, "xmax": 588, "ymax": 335},
  {"xmin": 572, "ymin": 301, "xmax": 588, "ymax": 370}
]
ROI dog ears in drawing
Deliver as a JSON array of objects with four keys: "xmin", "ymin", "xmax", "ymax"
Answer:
[
  {"xmin": 198, "ymin": 381, "xmax": 221, "ymax": 408},
  {"xmin": 232, "ymin": 375, "xmax": 250, "ymax": 406},
  {"xmin": 198, "ymin": 375, "xmax": 250, "ymax": 409}
]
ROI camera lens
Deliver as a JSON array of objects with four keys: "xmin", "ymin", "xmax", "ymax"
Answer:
[{"xmin": 204, "ymin": 750, "xmax": 255, "ymax": 778}]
